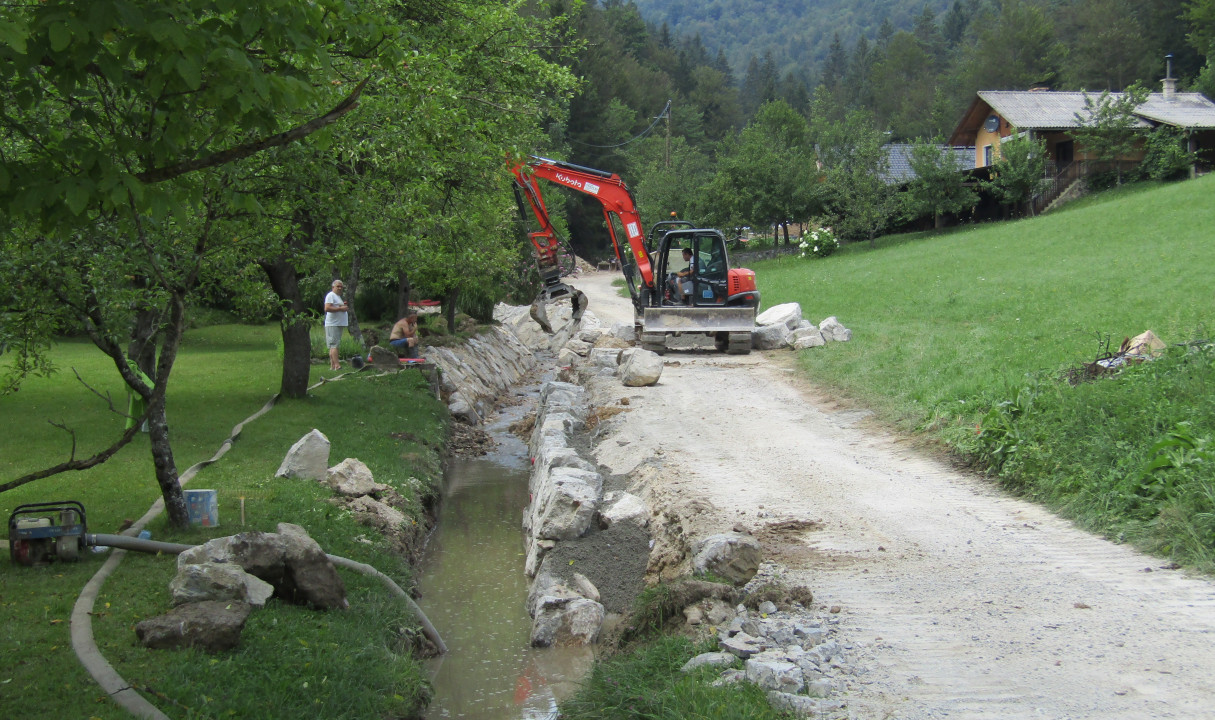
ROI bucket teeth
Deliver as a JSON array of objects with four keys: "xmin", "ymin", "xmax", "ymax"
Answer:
[
  {"xmin": 529, "ymin": 285, "xmax": 587, "ymax": 335},
  {"xmin": 530, "ymin": 298, "xmax": 553, "ymax": 334}
]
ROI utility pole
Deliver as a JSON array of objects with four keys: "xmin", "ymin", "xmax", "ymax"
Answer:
[{"xmin": 664, "ymin": 99, "xmax": 671, "ymax": 170}]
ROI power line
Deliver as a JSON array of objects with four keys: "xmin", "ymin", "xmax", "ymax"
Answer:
[{"xmin": 567, "ymin": 100, "xmax": 671, "ymax": 149}]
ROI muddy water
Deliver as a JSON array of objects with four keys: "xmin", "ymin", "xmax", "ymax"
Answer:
[{"xmin": 418, "ymin": 410, "xmax": 593, "ymax": 720}]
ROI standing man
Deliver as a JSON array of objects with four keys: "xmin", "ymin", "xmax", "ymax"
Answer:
[
  {"xmin": 324, "ymin": 279, "xmax": 349, "ymax": 371},
  {"xmin": 389, "ymin": 309, "xmax": 420, "ymax": 359}
]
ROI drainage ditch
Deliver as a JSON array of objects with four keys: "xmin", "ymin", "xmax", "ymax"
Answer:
[{"xmin": 417, "ymin": 386, "xmax": 593, "ymax": 720}]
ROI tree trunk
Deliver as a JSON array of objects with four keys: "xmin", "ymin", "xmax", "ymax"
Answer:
[
  {"xmin": 147, "ymin": 392, "xmax": 188, "ymax": 527},
  {"xmin": 782, "ymin": 222, "xmax": 790, "ymax": 245},
  {"xmin": 346, "ymin": 251, "xmax": 363, "ymax": 345},
  {"xmin": 149, "ymin": 294, "xmax": 190, "ymax": 528},
  {"xmin": 128, "ymin": 306, "xmax": 160, "ymax": 381},
  {"xmin": 396, "ymin": 272, "xmax": 413, "ymax": 320},
  {"xmin": 444, "ymin": 288, "xmax": 459, "ymax": 333},
  {"xmin": 259, "ymin": 255, "xmax": 312, "ymax": 399}
]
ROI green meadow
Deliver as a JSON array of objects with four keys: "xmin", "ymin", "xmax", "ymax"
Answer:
[{"xmin": 1, "ymin": 325, "xmax": 446, "ymax": 718}]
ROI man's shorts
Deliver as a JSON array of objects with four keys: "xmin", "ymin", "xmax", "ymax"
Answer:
[{"xmin": 325, "ymin": 325, "xmax": 345, "ymax": 349}]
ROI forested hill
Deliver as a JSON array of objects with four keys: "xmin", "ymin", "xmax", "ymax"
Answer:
[{"xmin": 631, "ymin": 0, "xmax": 953, "ymax": 75}]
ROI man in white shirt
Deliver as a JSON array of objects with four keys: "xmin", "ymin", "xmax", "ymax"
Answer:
[{"xmin": 323, "ymin": 279, "xmax": 349, "ymax": 370}]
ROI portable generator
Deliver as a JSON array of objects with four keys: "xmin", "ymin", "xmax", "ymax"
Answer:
[{"xmin": 8, "ymin": 501, "xmax": 87, "ymax": 567}]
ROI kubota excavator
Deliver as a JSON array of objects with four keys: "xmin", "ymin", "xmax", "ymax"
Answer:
[{"xmin": 511, "ymin": 156, "xmax": 760, "ymax": 354}]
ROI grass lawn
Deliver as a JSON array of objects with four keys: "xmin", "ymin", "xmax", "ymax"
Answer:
[
  {"xmin": 753, "ymin": 175, "xmax": 1215, "ymax": 568},
  {"xmin": 1, "ymin": 324, "xmax": 446, "ymax": 718}
]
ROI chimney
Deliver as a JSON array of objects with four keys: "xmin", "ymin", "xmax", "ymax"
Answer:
[{"xmin": 1163, "ymin": 54, "xmax": 1176, "ymax": 101}]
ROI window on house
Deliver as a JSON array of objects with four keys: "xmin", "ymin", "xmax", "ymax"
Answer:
[
  {"xmin": 983, "ymin": 144, "xmax": 993, "ymax": 166},
  {"xmin": 1056, "ymin": 140, "xmax": 1074, "ymax": 164}
]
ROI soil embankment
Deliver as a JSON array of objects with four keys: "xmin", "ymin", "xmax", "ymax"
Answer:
[{"xmin": 573, "ymin": 270, "xmax": 1215, "ymax": 719}]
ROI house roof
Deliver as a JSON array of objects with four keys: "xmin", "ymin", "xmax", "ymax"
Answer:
[
  {"xmin": 1135, "ymin": 93, "xmax": 1215, "ymax": 128},
  {"xmin": 950, "ymin": 90, "xmax": 1215, "ymax": 145},
  {"xmin": 882, "ymin": 144, "xmax": 973, "ymax": 184}
]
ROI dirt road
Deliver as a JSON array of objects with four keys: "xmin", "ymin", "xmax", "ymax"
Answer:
[{"xmin": 574, "ymin": 270, "xmax": 1215, "ymax": 719}]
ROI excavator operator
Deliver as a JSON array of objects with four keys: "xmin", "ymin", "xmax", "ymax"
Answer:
[{"xmin": 672, "ymin": 247, "xmax": 696, "ymax": 303}]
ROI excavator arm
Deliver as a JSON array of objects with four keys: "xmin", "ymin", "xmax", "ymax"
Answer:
[{"xmin": 511, "ymin": 156, "xmax": 656, "ymax": 331}]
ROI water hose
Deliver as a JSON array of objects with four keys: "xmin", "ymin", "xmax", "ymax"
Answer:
[
  {"xmin": 326, "ymin": 554, "xmax": 448, "ymax": 654},
  {"xmin": 86, "ymin": 533, "xmax": 194, "ymax": 556}
]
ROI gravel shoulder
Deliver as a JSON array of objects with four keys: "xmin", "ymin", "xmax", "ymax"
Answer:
[{"xmin": 574, "ymin": 270, "xmax": 1215, "ymax": 719}]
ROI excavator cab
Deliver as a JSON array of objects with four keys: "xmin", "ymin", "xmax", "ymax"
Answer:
[{"xmin": 652, "ymin": 230, "xmax": 744, "ymax": 308}]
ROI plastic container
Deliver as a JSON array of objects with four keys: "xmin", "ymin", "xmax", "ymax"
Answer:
[{"xmin": 185, "ymin": 489, "xmax": 219, "ymax": 527}]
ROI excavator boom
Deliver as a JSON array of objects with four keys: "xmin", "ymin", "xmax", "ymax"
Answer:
[{"xmin": 510, "ymin": 155, "xmax": 758, "ymax": 352}]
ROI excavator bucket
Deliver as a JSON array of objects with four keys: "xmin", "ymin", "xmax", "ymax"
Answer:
[{"xmin": 530, "ymin": 282, "xmax": 586, "ymax": 334}]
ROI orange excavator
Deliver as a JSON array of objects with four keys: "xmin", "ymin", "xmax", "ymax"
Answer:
[{"xmin": 511, "ymin": 156, "xmax": 760, "ymax": 354}]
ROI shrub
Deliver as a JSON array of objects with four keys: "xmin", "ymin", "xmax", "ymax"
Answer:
[{"xmin": 797, "ymin": 226, "xmax": 839, "ymax": 258}]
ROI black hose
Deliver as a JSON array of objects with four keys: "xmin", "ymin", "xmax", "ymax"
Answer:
[{"xmin": 86, "ymin": 533, "xmax": 194, "ymax": 555}]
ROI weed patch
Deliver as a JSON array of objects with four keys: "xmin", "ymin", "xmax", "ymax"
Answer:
[{"xmin": 560, "ymin": 636, "xmax": 787, "ymax": 720}]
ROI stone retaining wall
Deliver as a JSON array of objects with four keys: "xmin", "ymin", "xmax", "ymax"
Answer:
[{"xmin": 423, "ymin": 326, "xmax": 539, "ymax": 424}]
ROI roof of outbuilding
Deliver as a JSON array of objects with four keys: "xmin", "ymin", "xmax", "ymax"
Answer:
[{"xmin": 882, "ymin": 144, "xmax": 973, "ymax": 184}]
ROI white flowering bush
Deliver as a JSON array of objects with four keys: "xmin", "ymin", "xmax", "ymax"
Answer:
[{"xmin": 798, "ymin": 227, "xmax": 839, "ymax": 259}]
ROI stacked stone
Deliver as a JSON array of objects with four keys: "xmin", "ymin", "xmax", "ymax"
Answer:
[
  {"xmin": 521, "ymin": 381, "xmax": 608, "ymax": 647},
  {"xmin": 753, "ymin": 303, "xmax": 852, "ymax": 351},
  {"xmin": 425, "ymin": 326, "xmax": 539, "ymax": 424},
  {"xmin": 551, "ymin": 318, "xmax": 663, "ymax": 388}
]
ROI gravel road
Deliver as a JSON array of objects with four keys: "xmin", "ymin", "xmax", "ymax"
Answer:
[{"xmin": 574, "ymin": 270, "xmax": 1215, "ymax": 719}]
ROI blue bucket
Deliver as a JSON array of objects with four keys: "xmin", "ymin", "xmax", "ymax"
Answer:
[{"xmin": 185, "ymin": 489, "xmax": 219, "ymax": 527}]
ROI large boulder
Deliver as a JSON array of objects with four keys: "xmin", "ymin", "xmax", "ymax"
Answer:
[
  {"xmin": 692, "ymin": 532, "xmax": 762, "ymax": 584},
  {"xmin": 598, "ymin": 491, "xmax": 648, "ymax": 528},
  {"xmin": 169, "ymin": 561, "xmax": 275, "ymax": 608},
  {"xmin": 178, "ymin": 525, "xmax": 348, "ymax": 610},
  {"xmin": 368, "ymin": 345, "xmax": 400, "ymax": 370},
  {"xmin": 529, "ymin": 467, "xmax": 602, "ymax": 541},
  {"xmin": 609, "ymin": 321, "xmax": 637, "ymax": 343},
  {"xmin": 275, "ymin": 429, "xmax": 330, "ymax": 481},
  {"xmin": 818, "ymin": 316, "xmax": 852, "ymax": 342},
  {"xmin": 756, "ymin": 303, "xmax": 803, "ymax": 331},
  {"xmin": 326, "ymin": 458, "xmax": 386, "ymax": 497},
  {"xmin": 752, "ymin": 323, "xmax": 791, "ymax": 350},
  {"xmin": 745, "ymin": 658, "xmax": 806, "ymax": 694},
  {"xmin": 790, "ymin": 327, "xmax": 826, "ymax": 350},
  {"xmin": 135, "ymin": 601, "xmax": 252, "ymax": 653},
  {"xmin": 619, "ymin": 349, "xmax": 663, "ymax": 387},
  {"xmin": 531, "ymin": 596, "xmax": 605, "ymax": 647}
]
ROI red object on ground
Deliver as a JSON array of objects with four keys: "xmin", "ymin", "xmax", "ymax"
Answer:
[{"xmin": 409, "ymin": 299, "xmax": 440, "ymax": 307}]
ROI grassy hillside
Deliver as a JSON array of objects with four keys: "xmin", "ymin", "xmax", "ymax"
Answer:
[{"xmin": 755, "ymin": 176, "xmax": 1215, "ymax": 567}]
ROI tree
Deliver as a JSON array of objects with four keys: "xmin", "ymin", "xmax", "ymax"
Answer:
[
  {"xmin": 870, "ymin": 32, "xmax": 944, "ymax": 140},
  {"xmin": 1057, "ymin": 0, "xmax": 1153, "ymax": 90},
  {"xmin": 813, "ymin": 99, "xmax": 899, "ymax": 247},
  {"xmin": 1070, "ymin": 85, "xmax": 1149, "ymax": 184},
  {"xmin": 983, "ymin": 135, "xmax": 1049, "ymax": 217},
  {"xmin": 0, "ymin": 0, "xmax": 396, "ymax": 523},
  {"xmin": 957, "ymin": 0, "xmax": 1064, "ymax": 92},
  {"xmin": 704, "ymin": 100, "xmax": 819, "ymax": 244},
  {"xmin": 904, "ymin": 139, "xmax": 979, "ymax": 228}
]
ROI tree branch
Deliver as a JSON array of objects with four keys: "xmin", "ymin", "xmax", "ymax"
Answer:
[
  {"xmin": 0, "ymin": 415, "xmax": 147, "ymax": 494},
  {"xmin": 136, "ymin": 78, "xmax": 370, "ymax": 184}
]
